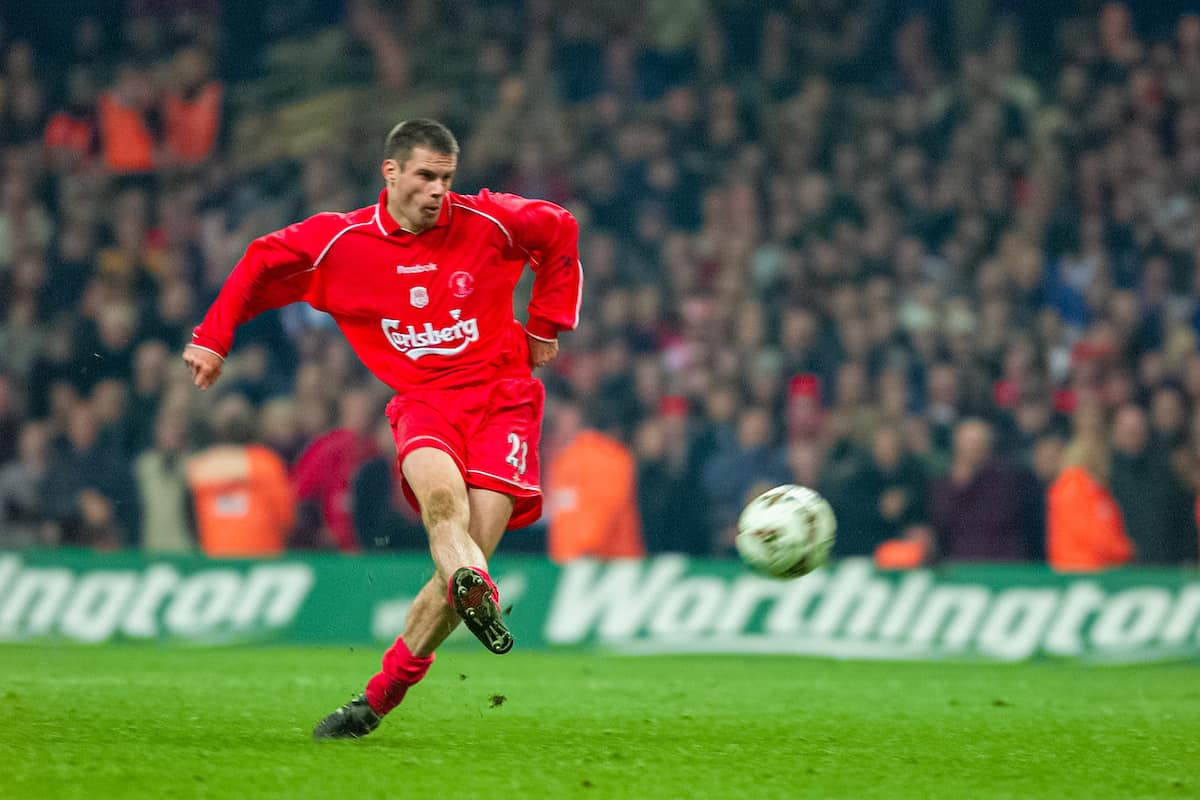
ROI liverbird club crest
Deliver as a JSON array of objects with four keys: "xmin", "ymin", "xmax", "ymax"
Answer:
[
  {"xmin": 449, "ymin": 270, "xmax": 474, "ymax": 298},
  {"xmin": 410, "ymin": 286, "xmax": 429, "ymax": 308}
]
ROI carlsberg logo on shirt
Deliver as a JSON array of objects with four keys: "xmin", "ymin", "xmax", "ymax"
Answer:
[{"xmin": 382, "ymin": 309, "xmax": 480, "ymax": 360}]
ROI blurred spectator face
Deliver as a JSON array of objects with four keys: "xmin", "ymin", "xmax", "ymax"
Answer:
[
  {"xmin": 59, "ymin": 221, "xmax": 96, "ymax": 263},
  {"xmin": 1137, "ymin": 351, "xmax": 1167, "ymax": 391},
  {"xmin": 599, "ymin": 289, "xmax": 632, "ymax": 331},
  {"xmin": 631, "ymin": 286, "xmax": 661, "ymax": 331},
  {"xmin": 1112, "ymin": 405, "xmax": 1148, "ymax": 455},
  {"xmin": 734, "ymin": 301, "xmax": 765, "ymax": 349},
  {"xmin": 1003, "ymin": 338, "xmax": 1037, "ymax": 381},
  {"xmin": 71, "ymin": 17, "xmax": 103, "ymax": 60},
  {"xmin": 1015, "ymin": 398, "xmax": 1052, "ymax": 436},
  {"xmin": 1151, "ymin": 386, "xmax": 1187, "ymax": 439},
  {"xmin": 581, "ymin": 233, "xmax": 616, "ymax": 285},
  {"xmin": 633, "ymin": 356, "xmax": 663, "ymax": 408},
  {"xmin": 550, "ymin": 400, "xmax": 585, "ymax": 447},
  {"xmin": 339, "ymin": 389, "xmax": 376, "ymax": 435},
  {"xmin": 1180, "ymin": 14, "xmax": 1200, "ymax": 50},
  {"xmin": 294, "ymin": 363, "xmax": 326, "ymax": 403},
  {"xmin": 1184, "ymin": 354, "xmax": 1200, "ymax": 402},
  {"xmin": 260, "ymin": 398, "xmax": 299, "ymax": 445},
  {"xmin": 634, "ymin": 418, "xmax": 666, "ymax": 461},
  {"xmin": 871, "ymin": 426, "xmax": 903, "ymax": 471},
  {"xmin": 787, "ymin": 384, "xmax": 823, "ymax": 440},
  {"xmin": 736, "ymin": 407, "xmax": 773, "ymax": 450},
  {"xmin": 1032, "ymin": 436, "xmax": 1065, "ymax": 483},
  {"xmin": 905, "ymin": 416, "xmax": 933, "ymax": 457},
  {"xmin": 67, "ymin": 403, "xmax": 100, "ymax": 451},
  {"xmin": 18, "ymin": 422, "xmax": 49, "ymax": 467},
  {"xmin": 927, "ymin": 364, "xmax": 958, "ymax": 409},
  {"xmin": 779, "ymin": 308, "xmax": 817, "ymax": 352},
  {"xmin": 159, "ymin": 277, "xmax": 194, "ymax": 323},
  {"xmin": 91, "ymin": 380, "xmax": 127, "ymax": 425},
  {"xmin": 49, "ymin": 382, "xmax": 81, "ymax": 428},
  {"xmin": 787, "ymin": 441, "xmax": 824, "ymax": 487},
  {"xmin": 1102, "ymin": 368, "xmax": 1136, "ymax": 407},
  {"xmin": 12, "ymin": 250, "xmax": 46, "ymax": 294},
  {"xmin": 213, "ymin": 394, "xmax": 256, "ymax": 444},
  {"xmin": 834, "ymin": 362, "xmax": 866, "ymax": 407},
  {"xmin": 134, "ymin": 341, "xmax": 168, "ymax": 394},
  {"xmin": 10, "ymin": 81, "xmax": 44, "ymax": 128},
  {"xmin": 5, "ymin": 41, "xmax": 34, "ymax": 78},
  {"xmin": 174, "ymin": 46, "xmax": 212, "ymax": 92},
  {"xmin": 838, "ymin": 317, "xmax": 871, "ymax": 362},
  {"xmin": 159, "ymin": 384, "xmax": 191, "ymax": 418},
  {"xmin": 98, "ymin": 304, "xmax": 136, "ymax": 350},
  {"xmin": 1073, "ymin": 397, "xmax": 1107, "ymax": 439},
  {"xmin": 114, "ymin": 64, "xmax": 155, "ymax": 110},
  {"xmin": 952, "ymin": 420, "xmax": 993, "ymax": 472},
  {"xmin": 1059, "ymin": 64, "xmax": 1090, "ymax": 106},
  {"xmin": 704, "ymin": 384, "xmax": 739, "ymax": 425},
  {"xmin": 371, "ymin": 416, "xmax": 396, "ymax": 458},
  {"xmin": 746, "ymin": 359, "xmax": 782, "ymax": 407},
  {"xmin": 1099, "ymin": 2, "xmax": 1134, "ymax": 55},
  {"xmin": 302, "ymin": 154, "xmax": 339, "ymax": 205},
  {"xmin": 877, "ymin": 369, "xmax": 908, "ymax": 421},
  {"xmin": 154, "ymin": 413, "xmax": 187, "ymax": 454},
  {"xmin": 233, "ymin": 344, "xmax": 268, "ymax": 383}
]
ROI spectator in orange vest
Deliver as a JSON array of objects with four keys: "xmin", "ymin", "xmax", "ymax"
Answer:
[
  {"xmin": 162, "ymin": 46, "xmax": 223, "ymax": 166},
  {"xmin": 187, "ymin": 394, "xmax": 295, "ymax": 557},
  {"xmin": 44, "ymin": 68, "xmax": 98, "ymax": 170},
  {"xmin": 97, "ymin": 63, "xmax": 159, "ymax": 174},
  {"xmin": 1047, "ymin": 428, "xmax": 1134, "ymax": 572},
  {"xmin": 545, "ymin": 397, "xmax": 644, "ymax": 563}
]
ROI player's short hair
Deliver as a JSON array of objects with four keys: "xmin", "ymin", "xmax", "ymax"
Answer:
[{"xmin": 384, "ymin": 119, "xmax": 459, "ymax": 166}]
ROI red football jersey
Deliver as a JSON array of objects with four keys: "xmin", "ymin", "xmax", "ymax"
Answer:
[{"xmin": 191, "ymin": 189, "xmax": 582, "ymax": 391}]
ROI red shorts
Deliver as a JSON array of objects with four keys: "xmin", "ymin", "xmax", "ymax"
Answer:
[{"xmin": 386, "ymin": 376, "xmax": 545, "ymax": 530}]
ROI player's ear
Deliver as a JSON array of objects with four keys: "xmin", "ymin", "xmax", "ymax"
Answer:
[{"xmin": 381, "ymin": 159, "xmax": 398, "ymax": 185}]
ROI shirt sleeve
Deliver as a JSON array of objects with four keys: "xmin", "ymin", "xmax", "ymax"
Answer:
[
  {"xmin": 478, "ymin": 190, "xmax": 582, "ymax": 342},
  {"xmin": 190, "ymin": 213, "xmax": 343, "ymax": 358}
]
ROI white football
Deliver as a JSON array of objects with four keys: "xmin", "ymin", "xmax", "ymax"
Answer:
[{"xmin": 735, "ymin": 484, "xmax": 837, "ymax": 579}]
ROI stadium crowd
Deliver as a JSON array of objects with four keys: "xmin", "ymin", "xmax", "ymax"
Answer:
[{"xmin": 1, "ymin": 0, "xmax": 1199, "ymax": 569}]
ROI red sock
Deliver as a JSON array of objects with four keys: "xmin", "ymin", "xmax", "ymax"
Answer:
[
  {"xmin": 446, "ymin": 566, "xmax": 499, "ymax": 606},
  {"xmin": 364, "ymin": 636, "xmax": 434, "ymax": 716}
]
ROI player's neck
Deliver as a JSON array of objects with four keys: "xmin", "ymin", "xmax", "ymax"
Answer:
[{"xmin": 386, "ymin": 198, "xmax": 433, "ymax": 235}]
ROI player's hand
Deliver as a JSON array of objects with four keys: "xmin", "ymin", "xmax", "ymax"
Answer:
[
  {"xmin": 183, "ymin": 344, "xmax": 224, "ymax": 390},
  {"xmin": 527, "ymin": 334, "xmax": 559, "ymax": 369}
]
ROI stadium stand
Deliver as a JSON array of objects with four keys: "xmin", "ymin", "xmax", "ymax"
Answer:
[{"xmin": 1, "ymin": 0, "xmax": 1199, "ymax": 567}]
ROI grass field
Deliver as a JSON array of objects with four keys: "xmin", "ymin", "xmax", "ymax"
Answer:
[{"xmin": 1, "ymin": 645, "xmax": 1197, "ymax": 799}]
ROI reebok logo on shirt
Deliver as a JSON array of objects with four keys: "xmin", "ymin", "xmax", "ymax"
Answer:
[{"xmin": 395, "ymin": 262, "xmax": 438, "ymax": 274}]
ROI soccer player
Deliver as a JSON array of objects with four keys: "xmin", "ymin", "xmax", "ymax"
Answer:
[{"xmin": 183, "ymin": 119, "xmax": 581, "ymax": 739}]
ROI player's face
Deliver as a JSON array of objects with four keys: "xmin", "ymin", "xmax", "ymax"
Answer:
[{"xmin": 383, "ymin": 147, "xmax": 457, "ymax": 231}]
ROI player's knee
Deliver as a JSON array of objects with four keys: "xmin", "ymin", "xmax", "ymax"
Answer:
[{"xmin": 422, "ymin": 486, "xmax": 464, "ymax": 528}]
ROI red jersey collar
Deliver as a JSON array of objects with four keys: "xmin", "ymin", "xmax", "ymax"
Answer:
[{"xmin": 375, "ymin": 189, "xmax": 452, "ymax": 235}]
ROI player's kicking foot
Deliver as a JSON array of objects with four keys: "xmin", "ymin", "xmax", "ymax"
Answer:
[
  {"xmin": 312, "ymin": 695, "xmax": 381, "ymax": 740},
  {"xmin": 451, "ymin": 567, "xmax": 513, "ymax": 654}
]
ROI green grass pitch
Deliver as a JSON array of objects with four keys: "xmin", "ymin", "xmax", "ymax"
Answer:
[{"xmin": 1, "ymin": 645, "xmax": 1197, "ymax": 799}]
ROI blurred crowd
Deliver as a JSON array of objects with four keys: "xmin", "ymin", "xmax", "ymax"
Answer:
[{"xmin": 1, "ymin": 0, "xmax": 1200, "ymax": 569}]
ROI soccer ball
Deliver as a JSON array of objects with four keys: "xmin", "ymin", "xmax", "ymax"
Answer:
[{"xmin": 735, "ymin": 484, "xmax": 836, "ymax": 579}]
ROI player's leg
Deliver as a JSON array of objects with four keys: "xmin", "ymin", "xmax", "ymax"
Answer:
[
  {"xmin": 400, "ymin": 488, "xmax": 514, "ymax": 657},
  {"xmin": 314, "ymin": 489, "xmax": 514, "ymax": 739},
  {"xmin": 401, "ymin": 446, "xmax": 512, "ymax": 653},
  {"xmin": 401, "ymin": 446, "xmax": 484, "ymax": 583}
]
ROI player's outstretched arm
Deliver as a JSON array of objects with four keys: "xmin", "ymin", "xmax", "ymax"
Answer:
[
  {"xmin": 186, "ymin": 214, "xmax": 344, "ymax": 385},
  {"xmin": 182, "ymin": 344, "xmax": 224, "ymax": 389}
]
